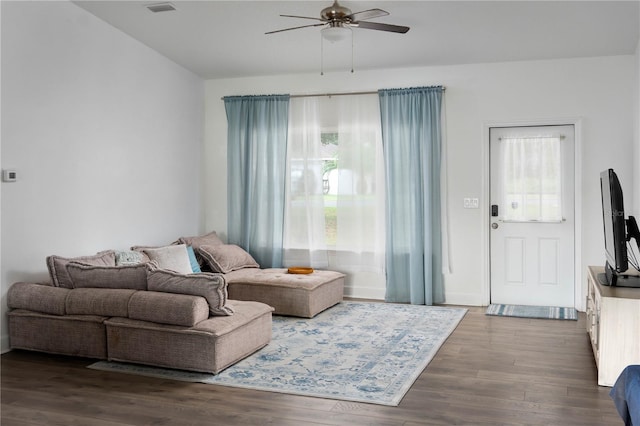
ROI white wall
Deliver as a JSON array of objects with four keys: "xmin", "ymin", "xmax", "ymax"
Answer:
[
  {"xmin": 630, "ymin": 38, "xmax": 640, "ymax": 269},
  {"xmin": 0, "ymin": 1, "xmax": 204, "ymax": 352},
  {"xmin": 205, "ymin": 55, "xmax": 635, "ymax": 306},
  {"xmin": 634, "ymin": 39, "xmax": 640, "ymax": 217}
]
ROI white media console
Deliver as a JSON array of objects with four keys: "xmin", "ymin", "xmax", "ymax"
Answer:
[{"xmin": 586, "ymin": 266, "xmax": 640, "ymax": 386}]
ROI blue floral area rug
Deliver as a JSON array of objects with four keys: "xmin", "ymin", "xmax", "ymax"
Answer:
[
  {"xmin": 89, "ymin": 301, "xmax": 467, "ymax": 406},
  {"xmin": 486, "ymin": 303, "xmax": 578, "ymax": 320}
]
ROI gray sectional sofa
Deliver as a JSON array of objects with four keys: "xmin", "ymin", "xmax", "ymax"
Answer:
[{"xmin": 6, "ymin": 231, "xmax": 345, "ymax": 373}]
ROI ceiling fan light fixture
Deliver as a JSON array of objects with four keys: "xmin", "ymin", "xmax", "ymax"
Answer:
[
  {"xmin": 321, "ymin": 25, "xmax": 351, "ymax": 43},
  {"xmin": 266, "ymin": 0, "xmax": 409, "ymax": 74}
]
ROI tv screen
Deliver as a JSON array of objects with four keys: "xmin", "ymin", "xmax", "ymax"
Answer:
[{"xmin": 600, "ymin": 169, "xmax": 628, "ymax": 273}]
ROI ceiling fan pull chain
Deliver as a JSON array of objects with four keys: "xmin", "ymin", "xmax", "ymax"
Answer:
[
  {"xmin": 320, "ymin": 34, "xmax": 324, "ymax": 76},
  {"xmin": 351, "ymin": 29, "xmax": 354, "ymax": 73}
]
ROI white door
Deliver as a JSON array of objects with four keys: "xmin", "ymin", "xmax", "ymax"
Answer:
[{"xmin": 490, "ymin": 125, "xmax": 575, "ymax": 307}]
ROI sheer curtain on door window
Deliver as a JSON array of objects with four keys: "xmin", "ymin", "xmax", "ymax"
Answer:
[
  {"xmin": 501, "ymin": 136, "xmax": 562, "ymax": 222},
  {"xmin": 283, "ymin": 94, "xmax": 385, "ymax": 279}
]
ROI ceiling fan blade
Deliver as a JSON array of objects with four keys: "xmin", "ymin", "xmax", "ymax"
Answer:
[
  {"xmin": 347, "ymin": 8, "xmax": 389, "ymax": 22},
  {"xmin": 265, "ymin": 23, "xmax": 326, "ymax": 35},
  {"xmin": 280, "ymin": 14, "xmax": 326, "ymax": 22},
  {"xmin": 354, "ymin": 21, "xmax": 410, "ymax": 34}
]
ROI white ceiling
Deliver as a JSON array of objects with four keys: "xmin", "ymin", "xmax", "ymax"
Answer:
[{"xmin": 72, "ymin": 1, "xmax": 640, "ymax": 80}]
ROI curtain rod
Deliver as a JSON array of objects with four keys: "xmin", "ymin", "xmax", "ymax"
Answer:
[
  {"xmin": 499, "ymin": 135, "xmax": 565, "ymax": 141},
  {"xmin": 221, "ymin": 86, "xmax": 446, "ymax": 101},
  {"xmin": 291, "ymin": 90, "xmax": 378, "ymax": 98}
]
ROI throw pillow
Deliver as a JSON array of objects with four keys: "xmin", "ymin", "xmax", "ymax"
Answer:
[
  {"xmin": 186, "ymin": 246, "xmax": 201, "ymax": 273},
  {"xmin": 146, "ymin": 263, "xmax": 233, "ymax": 316},
  {"xmin": 197, "ymin": 244, "xmax": 260, "ymax": 274},
  {"xmin": 46, "ymin": 251, "xmax": 116, "ymax": 289},
  {"xmin": 130, "ymin": 240, "xmax": 181, "ymax": 262},
  {"xmin": 66, "ymin": 262, "xmax": 148, "ymax": 290},
  {"xmin": 142, "ymin": 244, "xmax": 193, "ymax": 274},
  {"xmin": 178, "ymin": 231, "xmax": 225, "ymax": 270},
  {"xmin": 115, "ymin": 250, "xmax": 145, "ymax": 266},
  {"xmin": 178, "ymin": 231, "xmax": 224, "ymax": 251}
]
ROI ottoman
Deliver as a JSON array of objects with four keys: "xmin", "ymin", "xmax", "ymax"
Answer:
[{"xmin": 224, "ymin": 268, "xmax": 345, "ymax": 318}]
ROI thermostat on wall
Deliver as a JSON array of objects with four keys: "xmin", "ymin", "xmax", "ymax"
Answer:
[{"xmin": 3, "ymin": 169, "xmax": 17, "ymax": 182}]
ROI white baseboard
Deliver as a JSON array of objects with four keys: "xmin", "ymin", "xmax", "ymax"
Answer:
[
  {"xmin": 344, "ymin": 285, "xmax": 385, "ymax": 300},
  {"xmin": 1, "ymin": 334, "xmax": 10, "ymax": 354},
  {"xmin": 345, "ymin": 289, "xmax": 485, "ymax": 306},
  {"xmin": 442, "ymin": 292, "xmax": 484, "ymax": 306}
]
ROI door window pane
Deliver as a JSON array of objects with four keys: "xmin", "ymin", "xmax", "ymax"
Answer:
[{"xmin": 501, "ymin": 136, "xmax": 562, "ymax": 222}]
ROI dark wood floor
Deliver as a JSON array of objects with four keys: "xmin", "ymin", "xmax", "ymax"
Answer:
[{"xmin": 1, "ymin": 306, "xmax": 622, "ymax": 425}]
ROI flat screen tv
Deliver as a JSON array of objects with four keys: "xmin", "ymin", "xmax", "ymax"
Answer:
[{"xmin": 599, "ymin": 169, "xmax": 640, "ymax": 287}]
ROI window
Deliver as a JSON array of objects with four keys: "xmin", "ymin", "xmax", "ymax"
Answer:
[
  {"xmin": 501, "ymin": 136, "xmax": 562, "ymax": 222},
  {"xmin": 283, "ymin": 95, "xmax": 385, "ymax": 275}
]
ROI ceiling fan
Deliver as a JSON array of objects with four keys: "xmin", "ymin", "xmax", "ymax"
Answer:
[{"xmin": 265, "ymin": 0, "xmax": 410, "ymax": 38}]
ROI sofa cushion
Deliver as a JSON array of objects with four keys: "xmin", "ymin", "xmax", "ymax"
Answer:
[
  {"xmin": 7, "ymin": 282, "xmax": 69, "ymax": 316},
  {"xmin": 46, "ymin": 251, "xmax": 116, "ymax": 289},
  {"xmin": 65, "ymin": 288, "xmax": 137, "ymax": 317},
  {"xmin": 146, "ymin": 266, "xmax": 234, "ymax": 316},
  {"xmin": 66, "ymin": 263, "xmax": 148, "ymax": 290},
  {"xmin": 128, "ymin": 291, "xmax": 209, "ymax": 327},
  {"xmin": 191, "ymin": 300, "xmax": 273, "ymax": 335},
  {"xmin": 142, "ymin": 244, "xmax": 193, "ymax": 274},
  {"xmin": 197, "ymin": 244, "xmax": 260, "ymax": 274}
]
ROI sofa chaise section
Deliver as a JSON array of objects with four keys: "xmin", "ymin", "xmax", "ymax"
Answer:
[{"xmin": 225, "ymin": 268, "xmax": 345, "ymax": 318}]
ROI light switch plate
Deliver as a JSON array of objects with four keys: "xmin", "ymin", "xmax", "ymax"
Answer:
[{"xmin": 464, "ymin": 198, "xmax": 479, "ymax": 209}]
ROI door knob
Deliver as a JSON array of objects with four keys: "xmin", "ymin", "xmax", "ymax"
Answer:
[{"xmin": 491, "ymin": 223, "xmax": 499, "ymax": 229}]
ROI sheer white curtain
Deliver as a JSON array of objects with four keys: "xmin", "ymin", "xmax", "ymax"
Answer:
[
  {"xmin": 283, "ymin": 97, "xmax": 329, "ymax": 268},
  {"xmin": 283, "ymin": 94, "xmax": 385, "ymax": 281}
]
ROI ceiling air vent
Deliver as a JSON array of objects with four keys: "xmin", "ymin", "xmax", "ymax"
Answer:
[{"xmin": 146, "ymin": 3, "xmax": 177, "ymax": 13}]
